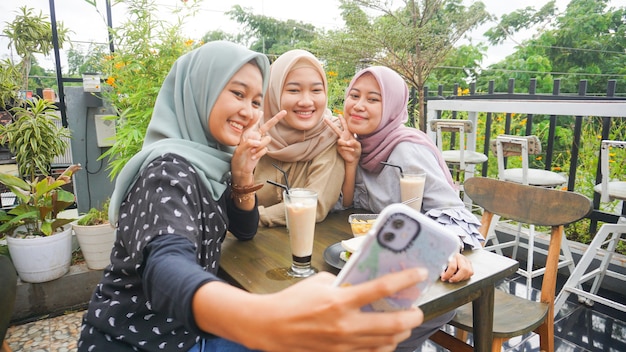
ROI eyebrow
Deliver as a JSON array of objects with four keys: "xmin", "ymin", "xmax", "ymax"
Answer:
[
  {"xmin": 229, "ymin": 80, "xmax": 263, "ymax": 98},
  {"xmin": 349, "ymin": 87, "xmax": 381, "ymax": 97},
  {"xmin": 284, "ymin": 81, "xmax": 323, "ymax": 87}
]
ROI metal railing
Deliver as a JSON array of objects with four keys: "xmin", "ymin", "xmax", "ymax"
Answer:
[{"xmin": 421, "ymin": 78, "xmax": 626, "ymax": 235}]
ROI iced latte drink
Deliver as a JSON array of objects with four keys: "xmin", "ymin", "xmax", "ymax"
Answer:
[
  {"xmin": 283, "ymin": 189, "xmax": 318, "ymax": 277},
  {"xmin": 400, "ymin": 172, "xmax": 426, "ymax": 212}
]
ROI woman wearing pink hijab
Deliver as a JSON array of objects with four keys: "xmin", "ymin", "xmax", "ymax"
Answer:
[
  {"xmin": 327, "ymin": 66, "xmax": 484, "ymax": 351},
  {"xmin": 254, "ymin": 50, "xmax": 344, "ymax": 227}
]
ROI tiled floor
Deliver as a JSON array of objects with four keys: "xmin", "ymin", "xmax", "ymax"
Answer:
[{"xmin": 4, "ymin": 273, "xmax": 626, "ymax": 351}]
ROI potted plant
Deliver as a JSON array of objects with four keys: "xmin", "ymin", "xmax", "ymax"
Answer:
[
  {"xmin": 3, "ymin": 6, "xmax": 69, "ymax": 95},
  {"xmin": 72, "ymin": 198, "xmax": 115, "ymax": 270},
  {"xmin": 0, "ymin": 98, "xmax": 70, "ymax": 181},
  {"xmin": 0, "ymin": 58, "xmax": 21, "ymax": 111},
  {"xmin": 0, "ymin": 164, "xmax": 80, "ymax": 283}
]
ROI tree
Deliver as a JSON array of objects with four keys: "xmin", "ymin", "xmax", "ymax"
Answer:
[
  {"xmin": 2, "ymin": 6, "xmax": 70, "ymax": 93},
  {"xmin": 318, "ymin": 0, "xmax": 490, "ymax": 130},
  {"xmin": 200, "ymin": 30, "xmax": 243, "ymax": 46},
  {"xmin": 225, "ymin": 5, "xmax": 319, "ymax": 60},
  {"xmin": 426, "ymin": 43, "xmax": 487, "ymax": 91},
  {"xmin": 67, "ymin": 44, "xmax": 109, "ymax": 78},
  {"xmin": 482, "ymin": 0, "xmax": 626, "ymax": 93}
]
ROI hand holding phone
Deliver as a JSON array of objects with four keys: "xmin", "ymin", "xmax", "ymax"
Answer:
[{"xmin": 333, "ymin": 203, "xmax": 461, "ymax": 312}]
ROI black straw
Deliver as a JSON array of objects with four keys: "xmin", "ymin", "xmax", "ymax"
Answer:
[
  {"xmin": 272, "ymin": 163, "xmax": 291, "ymax": 190},
  {"xmin": 266, "ymin": 180, "xmax": 289, "ymax": 194},
  {"xmin": 380, "ymin": 161, "xmax": 404, "ymax": 177}
]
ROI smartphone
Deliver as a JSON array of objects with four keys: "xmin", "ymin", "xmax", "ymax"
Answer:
[{"xmin": 333, "ymin": 203, "xmax": 461, "ymax": 312}]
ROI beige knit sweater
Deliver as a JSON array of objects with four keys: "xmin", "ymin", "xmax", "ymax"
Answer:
[{"xmin": 254, "ymin": 144, "xmax": 345, "ymax": 227}]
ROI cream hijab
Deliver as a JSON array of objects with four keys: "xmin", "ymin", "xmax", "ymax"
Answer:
[
  {"xmin": 109, "ymin": 41, "xmax": 270, "ymax": 224},
  {"xmin": 262, "ymin": 50, "xmax": 338, "ymax": 162}
]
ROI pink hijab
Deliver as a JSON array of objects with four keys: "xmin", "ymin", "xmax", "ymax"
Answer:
[{"xmin": 348, "ymin": 66, "xmax": 454, "ymax": 187}]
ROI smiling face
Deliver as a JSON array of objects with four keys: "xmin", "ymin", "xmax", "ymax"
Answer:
[
  {"xmin": 208, "ymin": 62, "xmax": 264, "ymax": 146},
  {"xmin": 343, "ymin": 72, "xmax": 383, "ymax": 136},
  {"xmin": 280, "ymin": 67, "xmax": 326, "ymax": 131}
]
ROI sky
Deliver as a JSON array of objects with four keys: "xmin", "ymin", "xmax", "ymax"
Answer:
[{"xmin": 1, "ymin": 0, "xmax": 624, "ymax": 72}]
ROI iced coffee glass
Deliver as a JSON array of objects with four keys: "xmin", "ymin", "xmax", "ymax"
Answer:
[
  {"xmin": 400, "ymin": 170, "xmax": 426, "ymax": 212},
  {"xmin": 283, "ymin": 188, "xmax": 318, "ymax": 277}
]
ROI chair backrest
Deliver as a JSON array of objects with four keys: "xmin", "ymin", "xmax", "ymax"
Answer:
[
  {"xmin": 464, "ymin": 177, "xmax": 591, "ymax": 308},
  {"xmin": 599, "ymin": 140, "xmax": 626, "ymax": 203},
  {"xmin": 490, "ymin": 135, "xmax": 542, "ymax": 185},
  {"xmin": 429, "ymin": 119, "xmax": 474, "ymax": 169}
]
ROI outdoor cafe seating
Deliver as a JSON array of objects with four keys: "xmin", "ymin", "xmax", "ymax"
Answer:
[
  {"xmin": 430, "ymin": 177, "xmax": 591, "ymax": 352},
  {"xmin": 555, "ymin": 140, "xmax": 626, "ymax": 314}
]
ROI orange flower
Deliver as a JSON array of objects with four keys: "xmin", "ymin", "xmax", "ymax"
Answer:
[
  {"xmin": 105, "ymin": 76, "xmax": 116, "ymax": 86},
  {"xmin": 184, "ymin": 39, "xmax": 194, "ymax": 46}
]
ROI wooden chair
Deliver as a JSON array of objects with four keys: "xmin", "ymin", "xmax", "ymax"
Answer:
[
  {"xmin": 486, "ymin": 135, "xmax": 573, "ymax": 298},
  {"xmin": 555, "ymin": 140, "xmax": 626, "ymax": 313},
  {"xmin": 430, "ymin": 177, "xmax": 591, "ymax": 352}
]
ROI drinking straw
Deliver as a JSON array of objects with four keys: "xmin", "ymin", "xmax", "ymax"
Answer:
[
  {"xmin": 272, "ymin": 163, "xmax": 291, "ymax": 190},
  {"xmin": 266, "ymin": 180, "xmax": 290, "ymax": 194},
  {"xmin": 380, "ymin": 161, "xmax": 404, "ymax": 177}
]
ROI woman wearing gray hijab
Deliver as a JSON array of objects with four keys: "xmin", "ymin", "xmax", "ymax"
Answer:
[{"xmin": 78, "ymin": 41, "xmax": 427, "ymax": 352}]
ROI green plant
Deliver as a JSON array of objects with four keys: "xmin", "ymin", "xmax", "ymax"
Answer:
[
  {"xmin": 0, "ymin": 99, "xmax": 70, "ymax": 181},
  {"xmin": 77, "ymin": 198, "xmax": 110, "ymax": 226},
  {"xmin": 93, "ymin": 0, "xmax": 201, "ymax": 179},
  {"xmin": 2, "ymin": 6, "xmax": 70, "ymax": 92},
  {"xmin": 0, "ymin": 164, "xmax": 81, "ymax": 237},
  {"xmin": 0, "ymin": 59, "xmax": 21, "ymax": 110}
]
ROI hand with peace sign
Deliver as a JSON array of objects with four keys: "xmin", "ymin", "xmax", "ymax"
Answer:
[{"xmin": 324, "ymin": 114, "xmax": 361, "ymax": 164}]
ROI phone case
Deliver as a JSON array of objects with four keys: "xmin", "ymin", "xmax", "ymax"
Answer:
[{"xmin": 333, "ymin": 203, "xmax": 461, "ymax": 312}]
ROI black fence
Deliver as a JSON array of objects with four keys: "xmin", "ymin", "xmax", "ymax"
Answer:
[{"xmin": 421, "ymin": 78, "xmax": 626, "ymax": 234}]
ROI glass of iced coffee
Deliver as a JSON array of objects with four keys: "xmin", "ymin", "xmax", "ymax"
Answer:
[
  {"xmin": 283, "ymin": 188, "xmax": 318, "ymax": 277},
  {"xmin": 400, "ymin": 171, "xmax": 426, "ymax": 212}
]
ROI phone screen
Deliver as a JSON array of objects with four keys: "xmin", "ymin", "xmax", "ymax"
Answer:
[{"xmin": 334, "ymin": 203, "xmax": 460, "ymax": 311}]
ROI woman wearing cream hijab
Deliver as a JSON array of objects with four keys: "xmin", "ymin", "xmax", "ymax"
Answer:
[{"xmin": 254, "ymin": 49, "xmax": 344, "ymax": 227}]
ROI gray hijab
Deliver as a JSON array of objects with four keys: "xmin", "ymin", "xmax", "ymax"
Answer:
[{"xmin": 109, "ymin": 41, "xmax": 270, "ymax": 224}]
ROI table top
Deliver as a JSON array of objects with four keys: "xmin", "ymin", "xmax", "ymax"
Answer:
[{"xmin": 219, "ymin": 209, "xmax": 519, "ymax": 320}]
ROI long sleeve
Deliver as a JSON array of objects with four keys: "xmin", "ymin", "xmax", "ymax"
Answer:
[{"xmin": 354, "ymin": 142, "xmax": 484, "ymax": 249}]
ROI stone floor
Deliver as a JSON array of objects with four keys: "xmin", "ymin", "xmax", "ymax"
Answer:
[
  {"xmin": 4, "ymin": 310, "xmax": 83, "ymax": 352},
  {"xmin": 4, "ymin": 272, "xmax": 626, "ymax": 351}
]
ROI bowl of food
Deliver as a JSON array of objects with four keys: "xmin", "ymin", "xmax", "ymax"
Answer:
[{"xmin": 348, "ymin": 213, "xmax": 378, "ymax": 237}]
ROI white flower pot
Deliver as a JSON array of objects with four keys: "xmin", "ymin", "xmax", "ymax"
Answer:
[
  {"xmin": 6, "ymin": 225, "xmax": 73, "ymax": 283},
  {"xmin": 72, "ymin": 223, "xmax": 115, "ymax": 270}
]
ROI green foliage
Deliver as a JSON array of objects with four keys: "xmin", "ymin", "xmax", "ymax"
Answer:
[
  {"xmin": 0, "ymin": 165, "xmax": 80, "ymax": 237},
  {"xmin": 427, "ymin": 44, "xmax": 487, "ymax": 88},
  {"xmin": 481, "ymin": 0, "xmax": 626, "ymax": 93},
  {"xmin": 0, "ymin": 99, "xmax": 70, "ymax": 181},
  {"xmin": 77, "ymin": 198, "xmax": 110, "ymax": 226},
  {"xmin": 225, "ymin": 5, "xmax": 319, "ymax": 58},
  {"xmin": 2, "ymin": 6, "xmax": 70, "ymax": 91},
  {"xmin": 66, "ymin": 43, "xmax": 109, "ymax": 77},
  {"xmin": 0, "ymin": 59, "xmax": 21, "ymax": 109},
  {"xmin": 484, "ymin": 1, "xmax": 557, "ymax": 45},
  {"xmin": 93, "ymin": 0, "xmax": 201, "ymax": 179},
  {"xmin": 319, "ymin": 0, "xmax": 490, "ymax": 130}
]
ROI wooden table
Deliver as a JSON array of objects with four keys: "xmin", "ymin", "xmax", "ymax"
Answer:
[{"xmin": 219, "ymin": 209, "xmax": 519, "ymax": 352}]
